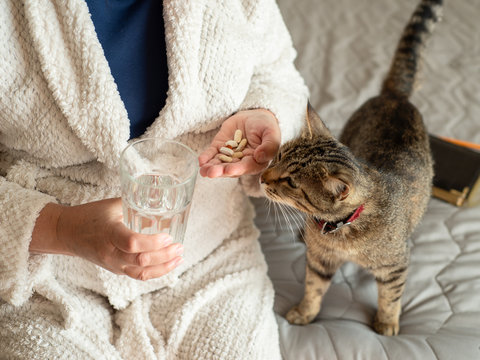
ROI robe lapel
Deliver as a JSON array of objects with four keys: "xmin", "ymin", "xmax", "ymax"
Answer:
[
  {"xmin": 24, "ymin": 0, "xmax": 130, "ymax": 170},
  {"xmin": 144, "ymin": 0, "xmax": 208, "ymax": 141}
]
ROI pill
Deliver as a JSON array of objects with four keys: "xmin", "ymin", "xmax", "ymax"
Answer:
[
  {"xmin": 225, "ymin": 140, "xmax": 238, "ymax": 148},
  {"xmin": 234, "ymin": 129, "xmax": 242, "ymax": 143},
  {"xmin": 220, "ymin": 147, "xmax": 234, "ymax": 156},
  {"xmin": 235, "ymin": 138, "xmax": 247, "ymax": 152},
  {"xmin": 219, "ymin": 154, "xmax": 233, "ymax": 162},
  {"xmin": 232, "ymin": 151, "xmax": 244, "ymax": 159}
]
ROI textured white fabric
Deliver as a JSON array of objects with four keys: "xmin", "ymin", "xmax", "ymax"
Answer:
[
  {"xmin": 0, "ymin": 203, "xmax": 281, "ymax": 359},
  {"xmin": 0, "ymin": 0, "xmax": 307, "ymax": 358}
]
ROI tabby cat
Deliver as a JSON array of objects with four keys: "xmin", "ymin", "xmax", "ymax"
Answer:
[{"xmin": 261, "ymin": 0, "xmax": 442, "ymax": 336}]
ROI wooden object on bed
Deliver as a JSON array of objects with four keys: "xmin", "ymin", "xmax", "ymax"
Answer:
[{"xmin": 430, "ymin": 135, "xmax": 480, "ymax": 207}]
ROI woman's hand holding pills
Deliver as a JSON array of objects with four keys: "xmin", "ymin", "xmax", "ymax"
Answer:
[{"xmin": 198, "ymin": 109, "xmax": 281, "ymax": 178}]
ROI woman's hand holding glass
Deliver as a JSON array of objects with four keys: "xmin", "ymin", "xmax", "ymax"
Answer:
[{"xmin": 31, "ymin": 198, "xmax": 184, "ymax": 281}]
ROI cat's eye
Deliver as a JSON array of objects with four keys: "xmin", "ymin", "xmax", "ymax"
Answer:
[
  {"xmin": 281, "ymin": 176, "xmax": 297, "ymax": 189},
  {"xmin": 288, "ymin": 178, "xmax": 297, "ymax": 188}
]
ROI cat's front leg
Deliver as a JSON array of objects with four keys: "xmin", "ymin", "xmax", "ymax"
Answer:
[
  {"xmin": 373, "ymin": 266, "xmax": 408, "ymax": 336},
  {"xmin": 286, "ymin": 259, "xmax": 340, "ymax": 325}
]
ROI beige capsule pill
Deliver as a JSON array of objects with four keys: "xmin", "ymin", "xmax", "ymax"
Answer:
[
  {"xmin": 225, "ymin": 140, "xmax": 238, "ymax": 148},
  {"xmin": 236, "ymin": 138, "xmax": 247, "ymax": 152},
  {"xmin": 219, "ymin": 154, "xmax": 233, "ymax": 163},
  {"xmin": 232, "ymin": 151, "xmax": 244, "ymax": 159},
  {"xmin": 234, "ymin": 129, "xmax": 243, "ymax": 143},
  {"xmin": 220, "ymin": 146, "xmax": 234, "ymax": 156}
]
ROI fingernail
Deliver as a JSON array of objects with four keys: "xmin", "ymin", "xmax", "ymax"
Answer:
[
  {"xmin": 175, "ymin": 244, "xmax": 184, "ymax": 256},
  {"xmin": 169, "ymin": 256, "xmax": 184, "ymax": 269},
  {"xmin": 163, "ymin": 236, "xmax": 173, "ymax": 246}
]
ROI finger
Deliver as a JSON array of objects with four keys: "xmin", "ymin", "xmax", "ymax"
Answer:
[
  {"xmin": 114, "ymin": 227, "xmax": 173, "ymax": 253},
  {"xmin": 199, "ymin": 157, "xmax": 224, "ymax": 177},
  {"xmin": 252, "ymin": 123, "xmax": 281, "ymax": 163},
  {"xmin": 199, "ymin": 164, "xmax": 211, "ymax": 177},
  {"xmin": 205, "ymin": 163, "xmax": 227, "ymax": 178},
  {"xmin": 119, "ymin": 243, "xmax": 184, "ymax": 267},
  {"xmin": 198, "ymin": 145, "xmax": 219, "ymax": 166},
  {"xmin": 223, "ymin": 155, "xmax": 266, "ymax": 177},
  {"xmin": 254, "ymin": 137, "xmax": 279, "ymax": 164},
  {"xmin": 123, "ymin": 256, "xmax": 185, "ymax": 281}
]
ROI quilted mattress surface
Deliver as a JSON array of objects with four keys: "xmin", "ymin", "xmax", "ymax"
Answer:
[{"xmin": 253, "ymin": 0, "xmax": 480, "ymax": 359}]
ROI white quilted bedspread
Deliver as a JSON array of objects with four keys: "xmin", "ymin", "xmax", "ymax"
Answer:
[{"xmin": 253, "ymin": 0, "xmax": 480, "ymax": 359}]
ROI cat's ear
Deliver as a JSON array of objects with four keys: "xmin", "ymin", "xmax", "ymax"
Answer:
[
  {"xmin": 302, "ymin": 102, "xmax": 332, "ymax": 139},
  {"xmin": 325, "ymin": 175, "xmax": 351, "ymax": 201}
]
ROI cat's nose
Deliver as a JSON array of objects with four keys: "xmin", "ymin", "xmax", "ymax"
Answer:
[
  {"xmin": 260, "ymin": 169, "xmax": 273, "ymax": 185},
  {"xmin": 260, "ymin": 174, "xmax": 267, "ymax": 185}
]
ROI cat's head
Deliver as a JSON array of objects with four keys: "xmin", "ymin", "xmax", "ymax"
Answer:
[{"xmin": 261, "ymin": 103, "xmax": 364, "ymax": 220}]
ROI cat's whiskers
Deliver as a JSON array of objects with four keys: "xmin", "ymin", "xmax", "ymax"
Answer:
[
  {"xmin": 263, "ymin": 188, "xmax": 289, "ymax": 229},
  {"xmin": 263, "ymin": 187, "xmax": 312, "ymax": 242},
  {"xmin": 269, "ymin": 201, "xmax": 287, "ymax": 231},
  {"xmin": 273, "ymin": 202, "xmax": 293, "ymax": 233},
  {"xmin": 279, "ymin": 203, "xmax": 295, "ymax": 232},
  {"xmin": 283, "ymin": 204, "xmax": 313, "ymax": 243},
  {"xmin": 267, "ymin": 198, "xmax": 283, "ymax": 229},
  {"xmin": 281, "ymin": 203, "xmax": 304, "ymax": 233},
  {"xmin": 276, "ymin": 202, "xmax": 308, "ymax": 243},
  {"xmin": 263, "ymin": 197, "xmax": 273, "ymax": 220}
]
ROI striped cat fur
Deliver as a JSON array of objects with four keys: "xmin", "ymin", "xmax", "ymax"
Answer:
[{"xmin": 261, "ymin": 0, "xmax": 442, "ymax": 336}]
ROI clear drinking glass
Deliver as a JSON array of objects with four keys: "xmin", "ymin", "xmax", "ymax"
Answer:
[{"xmin": 120, "ymin": 139, "xmax": 198, "ymax": 243}]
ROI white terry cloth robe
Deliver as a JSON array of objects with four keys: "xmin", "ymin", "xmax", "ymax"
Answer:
[{"xmin": 0, "ymin": 0, "xmax": 308, "ymax": 358}]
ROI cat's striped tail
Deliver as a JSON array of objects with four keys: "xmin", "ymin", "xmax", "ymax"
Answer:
[{"xmin": 381, "ymin": 0, "xmax": 443, "ymax": 98}]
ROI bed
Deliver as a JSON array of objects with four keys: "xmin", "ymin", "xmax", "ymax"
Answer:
[{"xmin": 252, "ymin": 0, "xmax": 480, "ymax": 358}]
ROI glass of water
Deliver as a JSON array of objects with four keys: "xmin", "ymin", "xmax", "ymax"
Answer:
[{"xmin": 120, "ymin": 138, "xmax": 198, "ymax": 243}]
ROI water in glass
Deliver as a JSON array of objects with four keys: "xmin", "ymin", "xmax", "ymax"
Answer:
[{"xmin": 122, "ymin": 173, "xmax": 193, "ymax": 242}]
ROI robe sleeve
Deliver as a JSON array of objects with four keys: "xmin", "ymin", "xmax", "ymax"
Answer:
[
  {"xmin": 237, "ymin": 0, "xmax": 309, "ymax": 196},
  {"xmin": 0, "ymin": 176, "xmax": 57, "ymax": 306}
]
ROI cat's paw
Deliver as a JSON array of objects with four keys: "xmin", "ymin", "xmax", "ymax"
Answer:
[
  {"xmin": 373, "ymin": 318, "xmax": 400, "ymax": 336},
  {"xmin": 285, "ymin": 306, "xmax": 315, "ymax": 325}
]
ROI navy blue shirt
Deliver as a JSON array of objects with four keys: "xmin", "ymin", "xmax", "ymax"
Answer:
[{"xmin": 85, "ymin": 0, "xmax": 168, "ymax": 139}]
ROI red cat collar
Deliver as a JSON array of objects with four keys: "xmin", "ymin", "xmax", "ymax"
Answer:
[{"xmin": 313, "ymin": 204, "xmax": 365, "ymax": 234}]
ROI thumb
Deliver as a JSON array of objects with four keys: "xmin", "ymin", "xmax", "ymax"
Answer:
[{"xmin": 254, "ymin": 130, "xmax": 280, "ymax": 164}]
